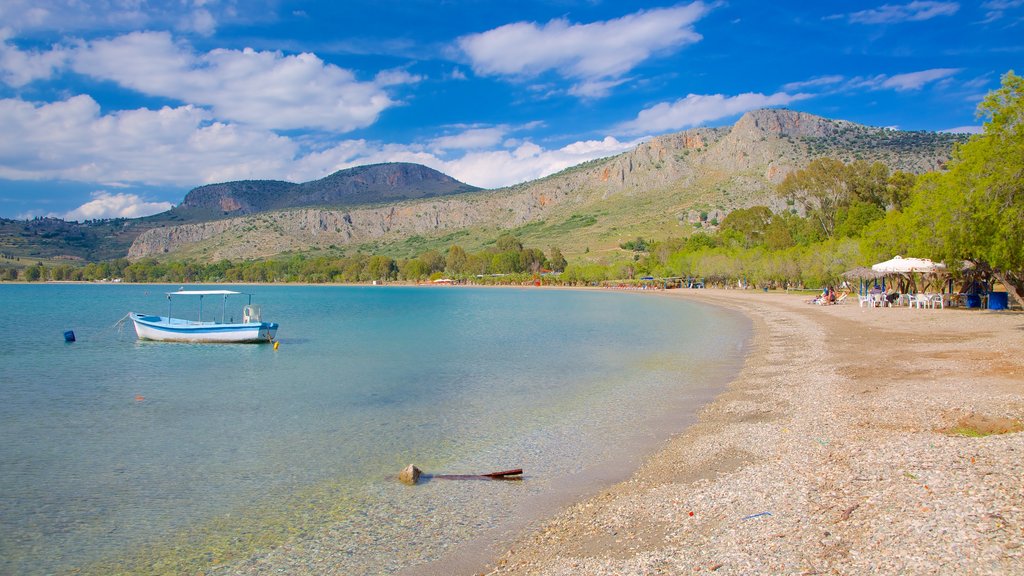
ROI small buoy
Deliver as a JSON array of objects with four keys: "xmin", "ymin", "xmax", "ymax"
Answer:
[
  {"xmin": 64, "ymin": 330, "xmax": 76, "ymax": 342},
  {"xmin": 134, "ymin": 395, "xmax": 144, "ymax": 402},
  {"xmin": 273, "ymin": 341, "xmax": 279, "ymax": 350}
]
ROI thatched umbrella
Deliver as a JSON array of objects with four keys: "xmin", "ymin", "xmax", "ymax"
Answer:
[{"xmin": 842, "ymin": 267, "xmax": 886, "ymax": 295}]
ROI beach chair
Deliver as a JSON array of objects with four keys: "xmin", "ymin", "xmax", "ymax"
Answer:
[{"xmin": 858, "ymin": 294, "xmax": 872, "ymax": 308}]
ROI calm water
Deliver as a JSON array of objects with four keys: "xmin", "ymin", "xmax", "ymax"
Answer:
[{"xmin": 0, "ymin": 284, "xmax": 749, "ymax": 575}]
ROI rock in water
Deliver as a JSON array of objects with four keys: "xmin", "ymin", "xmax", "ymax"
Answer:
[{"xmin": 399, "ymin": 464, "xmax": 422, "ymax": 485}]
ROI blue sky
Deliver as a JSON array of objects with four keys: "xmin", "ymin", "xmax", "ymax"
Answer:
[{"xmin": 0, "ymin": 1, "xmax": 1020, "ymax": 221}]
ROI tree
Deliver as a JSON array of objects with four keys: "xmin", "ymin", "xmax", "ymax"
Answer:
[
  {"xmin": 366, "ymin": 255, "xmax": 397, "ymax": 281},
  {"xmin": 495, "ymin": 234, "xmax": 523, "ymax": 253},
  {"xmin": 445, "ymin": 245, "xmax": 467, "ymax": 275},
  {"xmin": 548, "ymin": 247, "xmax": 567, "ymax": 272},
  {"xmin": 719, "ymin": 206, "xmax": 773, "ymax": 248},
  {"xmin": 778, "ymin": 157, "xmax": 852, "ymax": 238},
  {"xmin": 24, "ymin": 263, "xmax": 42, "ymax": 281},
  {"xmin": 885, "ymin": 71, "xmax": 1024, "ymax": 306}
]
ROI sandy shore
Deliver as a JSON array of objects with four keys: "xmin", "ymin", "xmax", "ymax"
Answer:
[{"xmin": 485, "ymin": 290, "xmax": 1024, "ymax": 575}]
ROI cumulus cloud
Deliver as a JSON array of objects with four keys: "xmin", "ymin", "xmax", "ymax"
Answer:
[
  {"xmin": 0, "ymin": 29, "xmax": 69, "ymax": 86},
  {"xmin": 284, "ymin": 133, "xmax": 641, "ymax": 190},
  {"xmin": 839, "ymin": 1, "xmax": 959, "ymax": 24},
  {"xmin": 429, "ymin": 127, "xmax": 508, "ymax": 152},
  {"xmin": 64, "ymin": 191, "xmax": 173, "ymax": 220},
  {"xmin": 617, "ymin": 92, "xmax": 812, "ymax": 135},
  {"xmin": 178, "ymin": 7, "xmax": 217, "ymax": 36},
  {"xmin": 0, "ymin": 95, "xmax": 297, "ymax": 185},
  {"xmin": 442, "ymin": 137, "xmax": 641, "ymax": 188},
  {"xmin": 70, "ymin": 31, "xmax": 413, "ymax": 132},
  {"xmin": 457, "ymin": 2, "xmax": 712, "ymax": 97},
  {"xmin": 1, "ymin": 92, "xmax": 639, "ymax": 197}
]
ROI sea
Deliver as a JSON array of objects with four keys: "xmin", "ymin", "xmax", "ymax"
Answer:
[{"xmin": 0, "ymin": 284, "xmax": 749, "ymax": 575}]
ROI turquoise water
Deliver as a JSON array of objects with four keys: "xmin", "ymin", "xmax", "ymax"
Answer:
[{"xmin": 0, "ymin": 284, "xmax": 749, "ymax": 575}]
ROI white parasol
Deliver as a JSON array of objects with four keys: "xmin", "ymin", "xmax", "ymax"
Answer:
[{"xmin": 871, "ymin": 255, "xmax": 946, "ymax": 274}]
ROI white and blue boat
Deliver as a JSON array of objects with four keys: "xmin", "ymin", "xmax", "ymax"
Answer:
[{"xmin": 130, "ymin": 290, "xmax": 279, "ymax": 343}]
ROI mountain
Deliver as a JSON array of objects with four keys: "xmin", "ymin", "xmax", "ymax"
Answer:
[
  {"xmin": 0, "ymin": 163, "xmax": 479, "ymax": 262},
  {"xmin": 169, "ymin": 162, "xmax": 481, "ymax": 220},
  {"xmin": 127, "ymin": 109, "xmax": 966, "ymax": 262}
]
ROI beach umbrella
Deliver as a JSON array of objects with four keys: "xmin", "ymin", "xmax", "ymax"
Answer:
[
  {"xmin": 871, "ymin": 256, "xmax": 948, "ymax": 294},
  {"xmin": 871, "ymin": 255, "xmax": 946, "ymax": 274},
  {"xmin": 842, "ymin": 267, "xmax": 886, "ymax": 295}
]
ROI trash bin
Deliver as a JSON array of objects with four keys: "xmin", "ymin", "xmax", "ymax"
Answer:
[
  {"xmin": 988, "ymin": 291, "xmax": 1008, "ymax": 310},
  {"xmin": 966, "ymin": 294, "xmax": 981, "ymax": 308}
]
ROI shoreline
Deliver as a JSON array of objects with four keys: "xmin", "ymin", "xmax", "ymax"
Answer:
[{"xmin": 482, "ymin": 289, "xmax": 1024, "ymax": 574}]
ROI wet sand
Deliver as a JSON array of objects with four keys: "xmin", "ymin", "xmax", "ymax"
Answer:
[{"xmin": 485, "ymin": 290, "xmax": 1024, "ymax": 575}]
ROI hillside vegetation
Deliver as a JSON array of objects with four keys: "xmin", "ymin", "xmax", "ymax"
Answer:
[{"xmin": 126, "ymin": 109, "xmax": 964, "ymax": 263}]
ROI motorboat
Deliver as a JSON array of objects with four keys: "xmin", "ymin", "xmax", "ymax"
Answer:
[{"xmin": 130, "ymin": 290, "xmax": 278, "ymax": 343}]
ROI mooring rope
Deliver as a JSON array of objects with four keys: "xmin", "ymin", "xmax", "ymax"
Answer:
[{"xmin": 112, "ymin": 312, "xmax": 132, "ymax": 335}]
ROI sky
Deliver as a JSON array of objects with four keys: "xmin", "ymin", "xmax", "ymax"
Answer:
[{"xmin": 0, "ymin": 1, "xmax": 1021, "ymax": 221}]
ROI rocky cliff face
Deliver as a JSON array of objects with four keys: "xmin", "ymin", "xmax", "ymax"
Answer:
[
  {"xmin": 172, "ymin": 162, "xmax": 479, "ymax": 219},
  {"xmin": 128, "ymin": 109, "xmax": 965, "ymax": 261}
]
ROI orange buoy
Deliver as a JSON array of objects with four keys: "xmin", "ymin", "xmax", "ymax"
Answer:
[
  {"xmin": 134, "ymin": 395, "xmax": 144, "ymax": 402},
  {"xmin": 273, "ymin": 341, "xmax": 280, "ymax": 350}
]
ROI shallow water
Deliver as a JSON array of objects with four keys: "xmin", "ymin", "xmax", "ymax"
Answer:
[{"xmin": 0, "ymin": 284, "xmax": 748, "ymax": 574}]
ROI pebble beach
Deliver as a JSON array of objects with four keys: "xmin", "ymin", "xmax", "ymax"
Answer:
[{"xmin": 485, "ymin": 289, "xmax": 1024, "ymax": 575}]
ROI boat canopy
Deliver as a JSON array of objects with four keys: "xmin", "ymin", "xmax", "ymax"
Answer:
[{"xmin": 166, "ymin": 290, "xmax": 245, "ymax": 296}]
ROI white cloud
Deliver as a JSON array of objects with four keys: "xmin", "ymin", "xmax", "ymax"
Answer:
[
  {"xmin": 457, "ymin": 3, "xmax": 712, "ymax": 97},
  {"xmin": 0, "ymin": 0, "xmax": 243, "ymax": 36},
  {"xmin": 617, "ymin": 92, "xmax": 812, "ymax": 135},
  {"xmin": 0, "ymin": 29, "xmax": 69, "ymax": 86},
  {"xmin": 178, "ymin": 7, "xmax": 217, "ymax": 37},
  {"xmin": 64, "ymin": 191, "xmax": 173, "ymax": 220},
  {"xmin": 0, "ymin": 95, "xmax": 297, "ymax": 185},
  {"xmin": 980, "ymin": 0, "xmax": 1024, "ymax": 23},
  {"xmin": 442, "ymin": 137, "xmax": 642, "ymax": 188},
  {"xmin": 781, "ymin": 75, "xmax": 845, "ymax": 92},
  {"xmin": 429, "ymin": 127, "xmax": 508, "ymax": 152},
  {"xmin": 941, "ymin": 125, "xmax": 983, "ymax": 134},
  {"xmin": 879, "ymin": 68, "xmax": 961, "ymax": 90},
  {"xmin": 70, "ymin": 31, "xmax": 411, "ymax": 132},
  {"xmin": 0, "ymin": 93, "xmax": 636, "ymax": 193},
  {"xmin": 842, "ymin": 1, "xmax": 959, "ymax": 24},
  {"xmin": 284, "ymin": 134, "xmax": 641, "ymax": 190}
]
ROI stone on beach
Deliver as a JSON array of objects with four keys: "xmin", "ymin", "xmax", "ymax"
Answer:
[{"xmin": 399, "ymin": 464, "xmax": 422, "ymax": 485}]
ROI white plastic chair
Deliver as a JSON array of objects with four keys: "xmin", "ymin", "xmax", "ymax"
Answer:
[{"xmin": 913, "ymin": 294, "xmax": 930, "ymax": 308}]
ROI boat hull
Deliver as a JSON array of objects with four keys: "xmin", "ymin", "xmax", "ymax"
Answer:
[{"xmin": 130, "ymin": 313, "xmax": 278, "ymax": 343}]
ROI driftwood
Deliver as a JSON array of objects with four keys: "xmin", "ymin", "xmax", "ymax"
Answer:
[
  {"xmin": 398, "ymin": 465, "xmax": 522, "ymax": 485},
  {"xmin": 432, "ymin": 468, "xmax": 524, "ymax": 481}
]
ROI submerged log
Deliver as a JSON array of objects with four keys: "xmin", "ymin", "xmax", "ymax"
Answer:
[
  {"xmin": 433, "ymin": 468, "xmax": 524, "ymax": 481},
  {"xmin": 398, "ymin": 465, "xmax": 524, "ymax": 484}
]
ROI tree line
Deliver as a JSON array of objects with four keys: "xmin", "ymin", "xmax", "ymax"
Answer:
[
  {"xmin": 3, "ymin": 235, "xmax": 569, "ymax": 285},
  {"xmin": 4, "ymin": 72, "xmax": 1021, "ymax": 305}
]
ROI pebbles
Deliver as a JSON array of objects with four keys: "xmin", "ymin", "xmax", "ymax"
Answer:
[{"xmin": 488, "ymin": 292, "xmax": 1024, "ymax": 575}]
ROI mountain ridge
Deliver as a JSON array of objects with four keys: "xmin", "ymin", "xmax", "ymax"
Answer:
[
  {"xmin": 171, "ymin": 162, "xmax": 481, "ymax": 220},
  {"xmin": 126, "ymin": 108, "xmax": 967, "ymax": 262}
]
